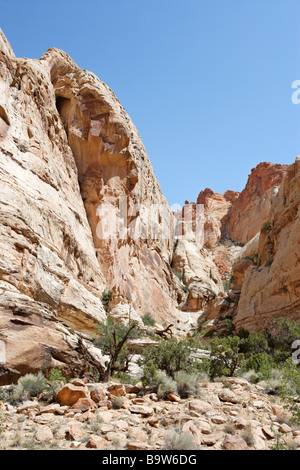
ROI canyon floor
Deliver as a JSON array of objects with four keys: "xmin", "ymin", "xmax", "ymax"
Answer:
[{"xmin": 0, "ymin": 376, "xmax": 299, "ymax": 451}]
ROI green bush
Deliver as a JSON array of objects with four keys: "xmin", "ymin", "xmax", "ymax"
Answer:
[
  {"xmin": 101, "ymin": 289, "xmax": 115, "ymax": 307},
  {"xmin": 141, "ymin": 312, "xmax": 156, "ymax": 326},
  {"xmin": 172, "ymin": 269, "xmax": 184, "ymax": 282},
  {"xmin": 245, "ymin": 253, "xmax": 259, "ymax": 265},
  {"xmin": 11, "ymin": 372, "xmax": 48, "ymax": 402},
  {"xmin": 239, "ymin": 332, "xmax": 270, "ymax": 356},
  {"xmin": 219, "ymin": 318, "xmax": 236, "ymax": 337},
  {"xmin": 223, "ymin": 279, "xmax": 233, "ymax": 293},
  {"xmin": 156, "ymin": 371, "xmax": 177, "ymax": 398},
  {"xmin": 262, "ymin": 220, "xmax": 271, "ymax": 231},
  {"xmin": 264, "ymin": 318, "xmax": 300, "ymax": 364},
  {"xmin": 93, "ymin": 316, "xmax": 141, "ymax": 381},
  {"xmin": 209, "ymin": 336, "xmax": 244, "ymax": 378},
  {"xmin": 278, "ymin": 359, "xmax": 300, "ymax": 425},
  {"xmin": 242, "ymin": 352, "xmax": 276, "ymax": 379},
  {"xmin": 139, "ymin": 338, "xmax": 199, "ymax": 380},
  {"xmin": 48, "ymin": 367, "xmax": 67, "ymax": 385},
  {"xmin": 259, "ymin": 368, "xmax": 283, "ymax": 394}
]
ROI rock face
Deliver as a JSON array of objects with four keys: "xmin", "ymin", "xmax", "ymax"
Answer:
[
  {"xmin": 235, "ymin": 157, "xmax": 300, "ymax": 332},
  {"xmin": 197, "ymin": 189, "xmax": 239, "ymax": 248},
  {"xmin": 41, "ymin": 48, "xmax": 178, "ymax": 322},
  {"xmin": 0, "ymin": 30, "xmax": 109, "ymax": 383},
  {"xmin": 0, "ymin": 30, "xmax": 179, "ymax": 383},
  {"xmin": 0, "ymin": 26, "xmax": 298, "ymax": 383},
  {"xmin": 193, "ymin": 162, "xmax": 290, "ymax": 332},
  {"xmin": 226, "ymin": 162, "xmax": 288, "ymax": 244},
  {"xmin": 172, "ymin": 222, "xmax": 223, "ymax": 311}
]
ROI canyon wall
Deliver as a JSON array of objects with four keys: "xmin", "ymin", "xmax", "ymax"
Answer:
[
  {"xmin": 0, "ymin": 30, "xmax": 181, "ymax": 383},
  {"xmin": 0, "ymin": 27, "xmax": 298, "ymax": 384},
  {"xmin": 235, "ymin": 157, "xmax": 300, "ymax": 332}
]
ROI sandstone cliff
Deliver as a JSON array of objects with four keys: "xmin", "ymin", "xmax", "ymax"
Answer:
[
  {"xmin": 226, "ymin": 162, "xmax": 288, "ymax": 244},
  {"xmin": 0, "ymin": 30, "xmax": 182, "ymax": 384},
  {"xmin": 191, "ymin": 162, "xmax": 291, "ymax": 333},
  {"xmin": 235, "ymin": 156, "xmax": 300, "ymax": 332},
  {"xmin": 0, "ymin": 27, "xmax": 298, "ymax": 384},
  {"xmin": 0, "ymin": 30, "xmax": 110, "ymax": 383}
]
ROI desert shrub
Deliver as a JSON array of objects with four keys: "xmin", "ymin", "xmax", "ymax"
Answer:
[
  {"xmin": 238, "ymin": 369, "xmax": 259, "ymax": 384},
  {"xmin": 193, "ymin": 357, "xmax": 212, "ymax": 376},
  {"xmin": 209, "ymin": 336, "xmax": 244, "ymax": 378},
  {"xmin": 156, "ymin": 371, "xmax": 177, "ymax": 398},
  {"xmin": 174, "ymin": 371, "xmax": 198, "ymax": 398},
  {"xmin": 223, "ymin": 380, "xmax": 234, "ymax": 389},
  {"xmin": 223, "ymin": 424, "xmax": 236, "ymax": 435},
  {"xmin": 112, "ymin": 396, "xmax": 125, "ymax": 410},
  {"xmin": 245, "ymin": 253, "xmax": 259, "ymax": 265},
  {"xmin": 241, "ymin": 429, "xmax": 255, "ymax": 447},
  {"xmin": 219, "ymin": 318, "xmax": 236, "ymax": 337},
  {"xmin": 278, "ymin": 358, "xmax": 300, "ymax": 425},
  {"xmin": 196, "ymin": 371, "xmax": 211, "ymax": 384},
  {"xmin": 101, "ymin": 289, "xmax": 115, "ymax": 307},
  {"xmin": 139, "ymin": 338, "xmax": 199, "ymax": 380},
  {"xmin": 264, "ymin": 318, "xmax": 300, "ymax": 364},
  {"xmin": 48, "ymin": 367, "xmax": 66, "ymax": 384},
  {"xmin": 172, "ymin": 269, "xmax": 184, "ymax": 282},
  {"xmin": 93, "ymin": 317, "xmax": 141, "ymax": 381},
  {"xmin": 242, "ymin": 352, "xmax": 276, "ymax": 379},
  {"xmin": 114, "ymin": 371, "xmax": 138, "ymax": 385},
  {"xmin": 223, "ymin": 279, "xmax": 233, "ymax": 293},
  {"xmin": 10, "ymin": 372, "xmax": 48, "ymax": 402},
  {"xmin": 239, "ymin": 332, "xmax": 270, "ymax": 356},
  {"xmin": 259, "ymin": 368, "xmax": 283, "ymax": 394},
  {"xmin": 262, "ymin": 220, "xmax": 271, "ymax": 231},
  {"xmin": 0, "ymin": 387, "xmax": 10, "ymax": 402},
  {"xmin": 164, "ymin": 428, "xmax": 197, "ymax": 450},
  {"xmin": 139, "ymin": 361, "xmax": 177, "ymax": 397},
  {"xmin": 140, "ymin": 360, "xmax": 159, "ymax": 388},
  {"xmin": 269, "ymin": 432, "xmax": 287, "ymax": 450},
  {"xmin": 141, "ymin": 312, "xmax": 156, "ymax": 326},
  {"xmin": 0, "ymin": 411, "xmax": 4, "ymax": 436}
]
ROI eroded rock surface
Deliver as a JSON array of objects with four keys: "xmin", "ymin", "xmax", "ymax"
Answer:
[
  {"xmin": 235, "ymin": 157, "xmax": 300, "ymax": 331},
  {"xmin": 0, "ymin": 30, "xmax": 182, "ymax": 383}
]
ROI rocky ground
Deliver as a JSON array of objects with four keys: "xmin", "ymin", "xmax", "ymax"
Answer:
[{"xmin": 0, "ymin": 377, "xmax": 299, "ymax": 451}]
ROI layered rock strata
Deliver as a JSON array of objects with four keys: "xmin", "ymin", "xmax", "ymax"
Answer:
[
  {"xmin": 0, "ymin": 30, "xmax": 180, "ymax": 383},
  {"xmin": 235, "ymin": 157, "xmax": 300, "ymax": 332}
]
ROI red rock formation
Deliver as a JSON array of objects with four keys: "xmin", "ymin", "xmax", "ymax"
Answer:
[
  {"xmin": 226, "ymin": 162, "xmax": 288, "ymax": 244},
  {"xmin": 196, "ymin": 189, "xmax": 239, "ymax": 248},
  {"xmin": 0, "ymin": 30, "xmax": 180, "ymax": 383},
  {"xmin": 234, "ymin": 156, "xmax": 300, "ymax": 332}
]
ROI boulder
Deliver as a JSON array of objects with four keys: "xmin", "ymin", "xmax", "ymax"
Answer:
[{"xmin": 55, "ymin": 383, "xmax": 89, "ymax": 406}]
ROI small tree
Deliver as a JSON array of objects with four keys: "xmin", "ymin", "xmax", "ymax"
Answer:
[
  {"xmin": 279, "ymin": 358, "xmax": 300, "ymax": 425},
  {"xmin": 101, "ymin": 289, "xmax": 115, "ymax": 309},
  {"xmin": 141, "ymin": 312, "xmax": 156, "ymax": 326},
  {"xmin": 210, "ymin": 336, "xmax": 244, "ymax": 378},
  {"xmin": 93, "ymin": 317, "xmax": 140, "ymax": 381},
  {"xmin": 139, "ymin": 338, "xmax": 198, "ymax": 380}
]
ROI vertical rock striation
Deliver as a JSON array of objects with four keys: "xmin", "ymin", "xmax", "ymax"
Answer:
[
  {"xmin": 235, "ymin": 157, "xmax": 300, "ymax": 332},
  {"xmin": 0, "ymin": 30, "xmax": 181, "ymax": 383}
]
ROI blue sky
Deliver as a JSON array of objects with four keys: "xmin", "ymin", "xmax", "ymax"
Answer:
[{"xmin": 1, "ymin": 0, "xmax": 300, "ymax": 206}]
